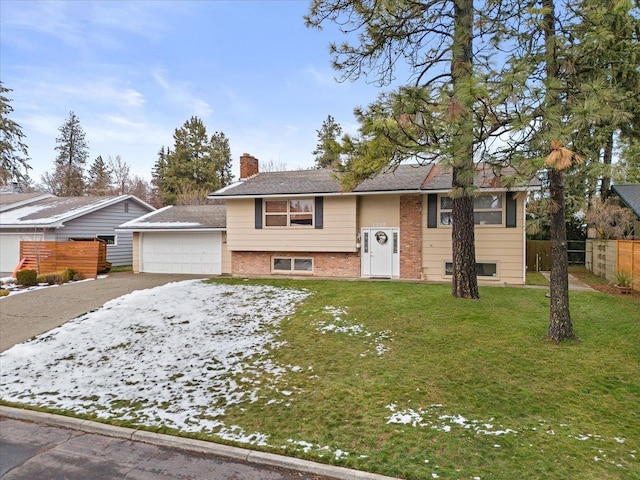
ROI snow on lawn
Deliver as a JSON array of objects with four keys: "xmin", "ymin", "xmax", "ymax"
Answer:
[
  {"xmin": 0, "ymin": 280, "xmax": 309, "ymax": 444},
  {"xmin": 317, "ymin": 305, "xmax": 392, "ymax": 357}
]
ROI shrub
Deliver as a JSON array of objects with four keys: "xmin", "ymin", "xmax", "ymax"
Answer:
[
  {"xmin": 72, "ymin": 272, "xmax": 85, "ymax": 281},
  {"xmin": 0, "ymin": 289, "xmax": 9, "ymax": 297},
  {"xmin": 16, "ymin": 269, "xmax": 37, "ymax": 287},
  {"xmin": 36, "ymin": 268, "xmax": 75, "ymax": 285}
]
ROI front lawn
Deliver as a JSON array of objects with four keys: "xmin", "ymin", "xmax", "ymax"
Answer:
[{"xmin": 1, "ymin": 279, "xmax": 638, "ymax": 479}]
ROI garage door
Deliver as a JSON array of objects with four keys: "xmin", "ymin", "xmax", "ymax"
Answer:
[
  {"xmin": 140, "ymin": 232, "xmax": 222, "ymax": 274},
  {"xmin": 0, "ymin": 233, "xmax": 44, "ymax": 273}
]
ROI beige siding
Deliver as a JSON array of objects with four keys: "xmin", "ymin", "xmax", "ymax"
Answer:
[
  {"xmin": 221, "ymin": 232, "xmax": 231, "ymax": 274},
  {"xmin": 421, "ymin": 193, "xmax": 526, "ymax": 285},
  {"xmin": 227, "ymin": 196, "xmax": 357, "ymax": 252},
  {"xmin": 132, "ymin": 232, "xmax": 140, "ymax": 273},
  {"xmin": 358, "ymin": 195, "xmax": 400, "ymax": 228}
]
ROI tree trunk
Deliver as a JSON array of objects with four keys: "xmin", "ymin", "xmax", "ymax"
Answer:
[
  {"xmin": 450, "ymin": 0, "xmax": 479, "ymax": 299},
  {"xmin": 547, "ymin": 168, "xmax": 577, "ymax": 343},
  {"xmin": 452, "ymin": 188, "xmax": 479, "ymax": 298}
]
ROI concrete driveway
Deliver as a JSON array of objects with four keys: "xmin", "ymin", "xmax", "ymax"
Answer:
[{"xmin": 0, "ymin": 272, "xmax": 210, "ymax": 352}]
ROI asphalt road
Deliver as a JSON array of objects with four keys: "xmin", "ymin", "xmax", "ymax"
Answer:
[{"xmin": 0, "ymin": 415, "xmax": 333, "ymax": 480}]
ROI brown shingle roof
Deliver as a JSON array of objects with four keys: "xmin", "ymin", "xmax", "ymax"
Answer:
[
  {"xmin": 212, "ymin": 163, "xmax": 539, "ymax": 197},
  {"xmin": 119, "ymin": 204, "xmax": 226, "ymax": 230}
]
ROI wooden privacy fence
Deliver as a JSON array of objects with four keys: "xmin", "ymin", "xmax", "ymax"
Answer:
[
  {"xmin": 526, "ymin": 240, "xmax": 551, "ymax": 272},
  {"xmin": 527, "ymin": 240, "xmax": 586, "ymax": 272},
  {"xmin": 19, "ymin": 240, "xmax": 110, "ymax": 279},
  {"xmin": 617, "ymin": 240, "xmax": 640, "ymax": 291}
]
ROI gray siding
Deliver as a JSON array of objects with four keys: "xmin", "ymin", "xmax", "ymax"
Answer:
[{"xmin": 54, "ymin": 200, "xmax": 152, "ymax": 266}]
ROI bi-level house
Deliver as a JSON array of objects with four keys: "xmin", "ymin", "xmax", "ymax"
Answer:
[{"xmin": 209, "ymin": 154, "xmax": 540, "ymax": 285}]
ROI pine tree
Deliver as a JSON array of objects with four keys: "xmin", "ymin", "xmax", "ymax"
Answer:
[
  {"xmin": 155, "ymin": 117, "xmax": 233, "ymax": 205},
  {"xmin": 306, "ymin": 0, "xmax": 533, "ymax": 299},
  {"xmin": 312, "ymin": 115, "xmax": 343, "ymax": 168},
  {"xmin": 87, "ymin": 155, "xmax": 112, "ymax": 195},
  {"xmin": 49, "ymin": 111, "xmax": 89, "ymax": 196},
  {"xmin": 0, "ymin": 82, "xmax": 31, "ymax": 185},
  {"xmin": 210, "ymin": 131, "xmax": 234, "ymax": 188}
]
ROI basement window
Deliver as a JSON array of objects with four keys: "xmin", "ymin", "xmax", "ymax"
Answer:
[
  {"xmin": 444, "ymin": 262, "xmax": 497, "ymax": 278},
  {"xmin": 96, "ymin": 234, "xmax": 117, "ymax": 246},
  {"xmin": 272, "ymin": 257, "xmax": 313, "ymax": 274}
]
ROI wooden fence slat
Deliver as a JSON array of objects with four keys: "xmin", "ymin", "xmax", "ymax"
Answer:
[{"xmin": 19, "ymin": 240, "xmax": 108, "ymax": 279}]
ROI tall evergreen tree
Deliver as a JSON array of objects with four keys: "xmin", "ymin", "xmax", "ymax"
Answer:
[
  {"xmin": 209, "ymin": 131, "xmax": 234, "ymax": 188},
  {"xmin": 306, "ymin": 0, "xmax": 533, "ymax": 299},
  {"xmin": 0, "ymin": 82, "xmax": 31, "ymax": 185},
  {"xmin": 313, "ymin": 115, "xmax": 343, "ymax": 168},
  {"xmin": 155, "ymin": 117, "xmax": 233, "ymax": 205},
  {"xmin": 49, "ymin": 111, "xmax": 89, "ymax": 196},
  {"xmin": 87, "ymin": 155, "xmax": 112, "ymax": 196}
]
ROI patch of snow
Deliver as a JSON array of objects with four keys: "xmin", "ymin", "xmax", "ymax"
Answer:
[
  {"xmin": 0, "ymin": 280, "xmax": 309, "ymax": 441},
  {"xmin": 318, "ymin": 305, "xmax": 393, "ymax": 357}
]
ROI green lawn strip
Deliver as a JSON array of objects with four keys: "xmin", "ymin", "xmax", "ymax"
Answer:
[{"xmin": 209, "ymin": 278, "xmax": 639, "ymax": 479}]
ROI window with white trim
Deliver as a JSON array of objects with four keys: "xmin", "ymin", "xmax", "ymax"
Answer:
[
  {"xmin": 264, "ymin": 199, "xmax": 314, "ymax": 227},
  {"xmin": 272, "ymin": 257, "xmax": 314, "ymax": 273},
  {"xmin": 96, "ymin": 234, "xmax": 117, "ymax": 246},
  {"xmin": 445, "ymin": 262, "xmax": 497, "ymax": 277},
  {"xmin": 439, "ymin": 194, "xmax": 503, "ymax": 226}
]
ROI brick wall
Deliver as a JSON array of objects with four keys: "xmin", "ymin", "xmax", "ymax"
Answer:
[
  {"xmin": 232, "ymin": 251, "xmax": 360, "ymax": 278},
  {"xmin": 399, "ymin": 194, "xmax": 423, "ymax": 279}
]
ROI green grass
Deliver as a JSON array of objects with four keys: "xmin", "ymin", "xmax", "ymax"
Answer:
[
  {"xmin": 526, "ymin": 271, "xmax": 550, "ymax": 286},
  {"xmin": 208, "ymin": 278, "xmax": 639, "ymax": 479},
  {"xmin": 109, "ymin": 265, "xmax": 133, "ymax": 273}
]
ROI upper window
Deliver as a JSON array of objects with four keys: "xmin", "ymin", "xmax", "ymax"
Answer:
[
  {"xmin": 96, "ymin": 234, "xmax": 117, "ymax": 246},
  {"xmin": 440, "ymin": 194, "xmax": 503, "ymax": 226},
  {"xmin": 265, "ymin": 199, "xmax": 314, "ymax": 227}
]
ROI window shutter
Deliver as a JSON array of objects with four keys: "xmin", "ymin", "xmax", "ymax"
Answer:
[
  {"xmin": 506, "ymin": 192, "xmax": 517, "ymax": 228},
  {"xmin": 315, "ymin": 197, "xmax": 324, "ymax": 229},
  {"xmin": 427, "ymin": 194, "xmax": 438, "ymax": 228},
  {"xmin": 255, "ymin": 198, "xmax": 263, "ymax": 229}
]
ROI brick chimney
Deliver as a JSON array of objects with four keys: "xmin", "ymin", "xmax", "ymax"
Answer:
[{"xmin": 239, "ymin": 153, "xmax": 259, "ymax": 179}]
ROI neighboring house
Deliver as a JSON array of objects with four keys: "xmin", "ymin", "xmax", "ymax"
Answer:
[
  {"xmin": 0, "ymin": 194, "xmax": 155, "ymax": 272},
  {"xmin": 610, "ymin": 184, "xmax": 640, "ymax": 237},
  {"xmin": 118, "ymin": 204, "xmax": 228, "ymax": 275},
  {"xmin": 208, "ymin": 154, "xmax": 541, "ymax": 285}
]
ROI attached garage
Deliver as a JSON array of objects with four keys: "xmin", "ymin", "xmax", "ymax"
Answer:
[
  {"xmin": 140, "ymin": 231, "xmax": 222, "ymax": 274},
  {"xmin": 118, "ymin": 204, "xmax": 229, "ymax": 276}
]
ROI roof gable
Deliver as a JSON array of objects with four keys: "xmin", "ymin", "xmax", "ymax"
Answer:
[{"xmin": 0, "ymin": 195, "xmax": 155, "ymax": 228}]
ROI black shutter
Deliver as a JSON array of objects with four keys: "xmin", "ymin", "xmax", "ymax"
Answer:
[
  {"xmin": 255, "ymin": 198, "xmax": 263, "ymax": 229},
  {"xmin": 427, "ymin": 194, "xmax": 438, "ymax": 228},
  {"xmin": 315, "ymin": 197, "xmax": 324, "ymax": 229},
  {"xmin": 506, "ymin": 192, "xmax": 517, "ymax": 228}
]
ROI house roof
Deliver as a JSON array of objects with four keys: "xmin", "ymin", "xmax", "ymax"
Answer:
[
  {"xmin": 118, "ymin": 204, "xmax": 226, "ymax": 230},
  {"xmin": 210, "ymin": 163, "xmax": 540, "ymax": 198},
  {"xmin": 0, "ymin": 192, "xmax": 55, "ymax": 212},
  {"xmin": 0, "ymin": 195, "xmax": 155, "ymax": 229},
  {"xmin": 611, "ymin": 184, "xmax": 640, "ymax": 218}
]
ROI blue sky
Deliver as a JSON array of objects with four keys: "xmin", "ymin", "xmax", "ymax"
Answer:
[{"xmin": 1, "ymin": 0, "xmax": 392, "ymax": 184}]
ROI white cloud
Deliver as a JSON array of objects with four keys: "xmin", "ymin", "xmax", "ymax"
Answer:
[{"xmin": 152, "ymin": 71, "xmax": 213, "ymax": 118}]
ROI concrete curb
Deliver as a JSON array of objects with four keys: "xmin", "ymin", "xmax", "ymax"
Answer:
[{"xmin": 0, "ymin": 406, "xmax": 399, "ymax": 480}]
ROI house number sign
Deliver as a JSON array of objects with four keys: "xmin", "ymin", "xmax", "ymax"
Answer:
[{"xmin": 375, "ymin": 231, "xmax": 388, "ymax": 245}]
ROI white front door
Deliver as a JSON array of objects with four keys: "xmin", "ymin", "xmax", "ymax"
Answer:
[{"xmin": 361, "ymin": 228, "xmax": 399, "ymax": 278}]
